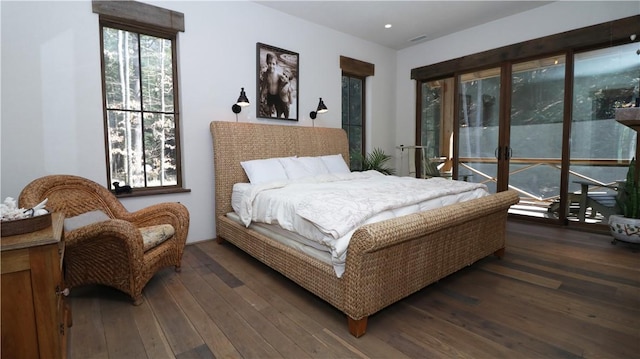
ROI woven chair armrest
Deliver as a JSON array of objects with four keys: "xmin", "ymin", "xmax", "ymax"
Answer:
[
  {"xmin": 124, "ymin": 202, "xmax": 190, "ymax": 247},
  {"xmin": 65, "ymin": 219, "xmax": 145, "ymax": 256},
  {"xmin": 348, "ymin": 190, "xmax": 519, "ymax": 255}
]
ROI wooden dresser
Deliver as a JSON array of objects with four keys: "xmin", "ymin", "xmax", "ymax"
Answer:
[{"xmin": 1, "ymin": 213, "xmax": 71, "ymax": 359}]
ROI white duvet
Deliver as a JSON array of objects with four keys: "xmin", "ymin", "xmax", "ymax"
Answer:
[{"xmin": 232, "ymin": 171, "xmax": 489, "ymax": 277}]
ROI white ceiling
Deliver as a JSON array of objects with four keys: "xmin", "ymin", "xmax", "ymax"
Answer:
[{"xmin": 255, "ymin": 1, "xmax": 553, "ymax": 50}]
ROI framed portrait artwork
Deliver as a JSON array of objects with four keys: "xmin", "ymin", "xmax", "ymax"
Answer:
[{"xmin": 256, "ymin": 43, "xmax": 299, "ymax": 121}]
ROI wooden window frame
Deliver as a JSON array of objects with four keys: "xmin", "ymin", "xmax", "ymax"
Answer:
[
  {"xmin": 411, "ymin": 16, "xmax": 638, "ymax": 82},
  {"xmin": 94, "ymin": 1, "xmax": 188, "ymax": 196},
  {"xmin": 340, "ymin": 56, "xmax": 374, "ymax": 168},
  {"xmin": 341, "ymin": 73, "xmax": 367, "ymax": 162}
]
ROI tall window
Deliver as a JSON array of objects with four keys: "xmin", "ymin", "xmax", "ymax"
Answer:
[
  {"xmin": 342, "ymin": 74, "xmax": 365, "ymax": 169},
  {"xmin": 340, "ymin": 56, "xmax": 374, "ymax": 170},
  {"xmin": 94, "ymin": 0, "xmax": 185, "ymax": 194},
  {"xmin": 101, "ymin": 23, "xmax": 181, "ymax": 191}
]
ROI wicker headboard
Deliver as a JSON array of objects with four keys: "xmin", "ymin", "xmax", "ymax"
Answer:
[{"xmin": 210, "ymin": 121, "xmax": 349, "ymax": 220}]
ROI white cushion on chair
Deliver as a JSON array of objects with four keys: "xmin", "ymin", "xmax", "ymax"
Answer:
[{"xmin": 139, "ymin": 224, "xmax": 175, "ymax": 251}]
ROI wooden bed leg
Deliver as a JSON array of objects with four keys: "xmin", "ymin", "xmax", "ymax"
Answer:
[
  {"xmin": 348, "ymin": 316, "xmax": 368, "ymax": 338},
  {"xmin": 132, "ymin": 295, "xmax": 144, "ymax": 306},
  {"xmin": 494, "ymin": 247, "xmax": 506, "ymax": 259},
  {"xmin": 215, "ymin": 236, "xmax": 226, "ymax": 244}
]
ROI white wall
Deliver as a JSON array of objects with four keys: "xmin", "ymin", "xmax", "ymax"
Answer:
[
  {"xmin": 395, "ymin": 1, "xmax": 640, "ymax": 164},
  {"xmin": 0, "ymin": 0, "xmax": 396, "ymax": 243},
  {"xmin": 2, "ymin": 0, "xmax": 637, "ymax": 243}
]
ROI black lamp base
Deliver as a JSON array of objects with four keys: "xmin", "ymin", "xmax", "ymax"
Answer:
[
  {"xmin": 310, "ymin": 111, "xmax": 317, "ymax": 119},
  {"xmin": 232, "ymin": 104, "xmax": 241, "ymax": 114}
]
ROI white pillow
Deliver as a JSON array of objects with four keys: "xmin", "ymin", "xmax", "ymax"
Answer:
[
  {"xmin": 279, "ymin": 156, "xmax": 329, "ymax": 180},
  {"xmin": 240, "ymin": 157, "xmax": 289, "ymax": 185},
  {"xmin": 64, "ymin": 210, "xmax": 110, "ymax": 232},
  {"xmin": 320, "ymin": 154, "xmax": 351, "ymax": 174}
]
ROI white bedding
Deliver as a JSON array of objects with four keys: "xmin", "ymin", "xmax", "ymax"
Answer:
[{"xmin": 232, "ymin": 171, "xmax": 489, "ymax": 277}]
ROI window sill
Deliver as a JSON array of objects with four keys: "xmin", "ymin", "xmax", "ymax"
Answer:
[{"xmin": 113, "ymin": 187, "xmax": 191, "ymax": 198}]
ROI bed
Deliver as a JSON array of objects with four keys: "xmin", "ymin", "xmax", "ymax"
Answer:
[{"xmin": 210, "ymin": 120, "xmax": 520, "ymax": 337}]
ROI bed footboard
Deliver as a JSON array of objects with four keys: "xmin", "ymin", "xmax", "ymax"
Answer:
[{"xmin": 341, "ymin": 190, "xmax": 519, "ymax": 337}]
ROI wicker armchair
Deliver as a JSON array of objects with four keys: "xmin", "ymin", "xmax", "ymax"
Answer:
[{"xmin": 18, "ymin": 174, "xmax": 190, "ymax": 305}]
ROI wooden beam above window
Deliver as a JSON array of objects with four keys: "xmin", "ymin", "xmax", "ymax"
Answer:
[
  {"xmin": 92, "ymin": 0, "xmax": 184, "ymax": 33},
  {"xmin": 340, "ymin": 56, "xmax": 374, "ymax": 77},
  {"xmin": 411, "ymin": 15, "xmax": 639, "ymax": 81}
]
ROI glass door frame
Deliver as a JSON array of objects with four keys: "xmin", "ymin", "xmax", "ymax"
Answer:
[
  {"xmin": 453, "ymin": 57, "xmax": 570, "ymax": 225},
  {"xmin": 451, "ymin": 65, "xmax": 509, "ymax": 194},
  {"xmin": 421, "ymin": 57, "xmax": 571, "ymax": 225},
  {"xmin": 417, "ymin": 45, "xmax": 637, "ymax": 228},
  {"xmin": 412, "ymin": 15, "xmax": 637, "ymax": 230}
]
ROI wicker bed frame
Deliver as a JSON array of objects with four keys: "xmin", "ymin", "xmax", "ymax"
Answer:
[{"xmin": 210, "ymin": 120, "xmax": 519, "ymax": 337}]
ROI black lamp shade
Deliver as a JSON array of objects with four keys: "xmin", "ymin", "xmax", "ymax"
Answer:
[
  {"xmin": 316, "ymin": 97, "xmax": 328, "ymax": 113},
  {"xmin": 236, "ymin": 87, "xmax": 250, "ymax": 107},
  {"xmin": 310, "ymin": 97, "xmax": 328, "ymax": 119}
]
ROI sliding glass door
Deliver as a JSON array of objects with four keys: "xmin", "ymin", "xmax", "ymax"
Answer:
[
  {"xmin": 508, "ymin": 56, "xmax": 566, "ymax": 218},
  {"xmin": 415, "ymin": 78, "xmax": 455, "ymax": 179},
  {"xmin": 568, "ymin": 43, "xmax": 639, "ymax": 225},
  {"xmin": 415, "ymin": 17, "xmax": 639, "ymax": 226},
  {"xmin": 454, "ymin": 57, "xmax": 568, "ymax": 217},
  {"xmin": 457, "ymin": 68, "xmax": 501, "ymax": 193}
]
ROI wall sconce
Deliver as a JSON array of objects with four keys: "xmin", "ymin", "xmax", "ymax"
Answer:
[
  {"xmin": 310, "ymin": 97, "xmax": 328, "ymax": 126},
  {"xmin": 232, "ymin": 87, "xmax": 250, "ymax": 120}
]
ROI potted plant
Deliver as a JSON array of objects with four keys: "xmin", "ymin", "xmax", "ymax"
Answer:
[
  {"xmin": 609, "ymin": 158, "xmax": 640, "ymax": 244},
  {"xmin": 351, "ymin": 148, "xmax": 396, "ymax": 175}
]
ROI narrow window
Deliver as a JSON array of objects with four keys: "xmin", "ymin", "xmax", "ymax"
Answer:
[
  {"xmin": 94, "ymin": 1, "xmax": 185, "ymax": 194},
  {"xmin": 342, "ymin": 74, "xmax": 365, "ymax": 169},
  {"xmin": 340, "ymin": 56, "xmax": 374, "ymax": 170}
]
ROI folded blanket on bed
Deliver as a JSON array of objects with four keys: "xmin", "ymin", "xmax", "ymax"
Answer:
[{"xmin": 232, "ymin": 171, "xmax": 489, "ymax": 277}]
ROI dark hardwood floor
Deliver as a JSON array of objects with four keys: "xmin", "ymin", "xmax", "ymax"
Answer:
[{"xmin": 68, "ymin": 220, "xmax": 639, "ymax": 358}]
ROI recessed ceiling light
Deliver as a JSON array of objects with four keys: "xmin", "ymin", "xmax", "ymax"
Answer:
[{"xmin": 385, "ymin": 24, "xmax": 392, "ymax": 29}]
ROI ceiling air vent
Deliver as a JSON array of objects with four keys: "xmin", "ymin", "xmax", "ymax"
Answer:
[{"xmin": 409, "ymin": 35, "xmax": 428, "ymax": 43}]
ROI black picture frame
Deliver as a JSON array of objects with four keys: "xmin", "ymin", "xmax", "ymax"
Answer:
[{"xmin": 256, "ymin": 43, "xmax": 299, "ymax": 121}]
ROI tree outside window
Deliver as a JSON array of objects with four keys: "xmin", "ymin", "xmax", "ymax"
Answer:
[
  {"xmin": 342, "ymin": 74, "xmax": 365, "ymax": 170},
  {"xmin": 100, "ymin": 23, "xmax": 182, "ymax": 191}
]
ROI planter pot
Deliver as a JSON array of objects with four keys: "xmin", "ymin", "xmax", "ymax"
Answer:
[{"xmin": 608, "ymin": 214, "xmax": 640, "ymax": 244}]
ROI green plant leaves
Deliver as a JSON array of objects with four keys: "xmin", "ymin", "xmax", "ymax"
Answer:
[{"xmin": 352, "ymin": 148, "xmax": 395, "ymax": 175}]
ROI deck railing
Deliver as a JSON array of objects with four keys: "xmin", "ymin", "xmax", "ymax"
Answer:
[
  {"xmin": 398, "ymin": 146, "xmax": 628, "ymax": 222},
  {"xmin": 459, "ymin": 157, "xmax": 627, "ymax": 202}
]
